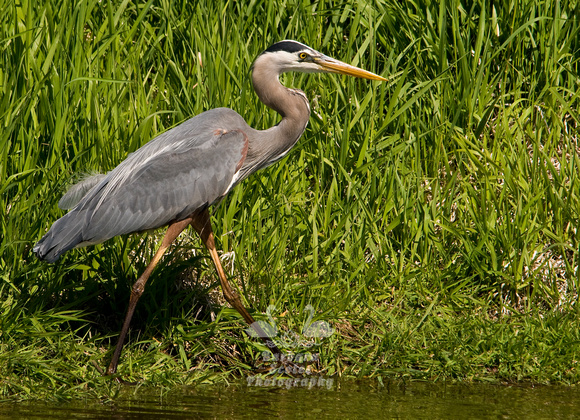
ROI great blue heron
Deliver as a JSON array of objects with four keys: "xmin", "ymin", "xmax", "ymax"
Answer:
[{"xmin": 33, "ymin": 40, "xmax": 386, "ymax": 375}]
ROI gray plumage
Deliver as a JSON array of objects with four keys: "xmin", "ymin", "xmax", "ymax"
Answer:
[
  {"xmin": 33, "ymin": 40, "xmax": 385, "ymax": 264},
  {"xmin": 58, "ymin": 173, "xmax": 107, "ymax": 210},
  {"xmin": 35, "ymin": 110, "xmax": 253, "ymax": 262}
]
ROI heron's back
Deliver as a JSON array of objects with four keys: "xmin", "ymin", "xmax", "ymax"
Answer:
[{"xmin": 34, "ymin": 108, "xmax": 251, "ymax": 262}]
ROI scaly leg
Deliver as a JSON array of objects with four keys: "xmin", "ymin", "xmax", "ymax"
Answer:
[
  {"xmin": 106, "ymin": 217, "xmax": 193, "ymax": 375},
  {"xmin": 190, "ymin": 208, "xmax": 284, "ymax": 357}
]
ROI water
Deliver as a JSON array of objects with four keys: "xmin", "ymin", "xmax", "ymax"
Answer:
[{"xmin": 2, "ymin": 380, "xmax": 580, "ymax": 419}]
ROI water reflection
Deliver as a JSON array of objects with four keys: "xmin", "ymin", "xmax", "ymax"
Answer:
[{"xmin": 3, "ymin": 380, "xmax": 580, "ymax": 419}]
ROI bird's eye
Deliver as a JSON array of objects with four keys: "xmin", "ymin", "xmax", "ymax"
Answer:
[{"xmin": 299, "ymin": 52, "xmax": 308, "ymax": 60}]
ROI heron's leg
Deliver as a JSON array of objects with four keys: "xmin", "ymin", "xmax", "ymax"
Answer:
[
  {"xmin": 106, "ymin": 217, "xmax": 192, "ymax": 376},
  {"xmin": 190, "ymin": 209, "xmax": 283, "ymax": 356}
]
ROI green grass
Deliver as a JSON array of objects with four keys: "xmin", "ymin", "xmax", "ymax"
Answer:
[{"xmin": 1, "ymin": 0, "xmax": 579, "ymax": 401}]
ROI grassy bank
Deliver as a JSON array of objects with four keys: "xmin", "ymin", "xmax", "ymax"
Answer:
[{"xmin": 1, "ymin": 0, "xmax": 579, "ymax": 401}]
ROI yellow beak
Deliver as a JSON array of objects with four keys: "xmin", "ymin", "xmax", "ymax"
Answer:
[{"xmin": 315, "ymin": 56, "xmax": 387, "ymax": 81}]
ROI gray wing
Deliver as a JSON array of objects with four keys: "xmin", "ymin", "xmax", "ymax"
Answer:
[
  {"xmin": 80, "ymin": 128, "xmax": 248, "ymax": 241},
  {"xmin": 34, "ymin": 114, "xmax": 249, "ymax": 262}
]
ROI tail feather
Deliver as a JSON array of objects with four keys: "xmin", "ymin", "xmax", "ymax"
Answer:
[
  {"xmin": 33, "ymin": 213, "xmax": 86, "ymax": 263},
  {"xmin": 35, "ymin": 173, "xmax": 109, "ymax": 262}
]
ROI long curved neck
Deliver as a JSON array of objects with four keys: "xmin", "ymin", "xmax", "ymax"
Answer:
[
  {"xmin": 249, "ymin": 61, "xmax": 311, "ymax": 161},
  {"xmin": 252, "ymin": 66, "xmax": 310, "ymax": 121}
]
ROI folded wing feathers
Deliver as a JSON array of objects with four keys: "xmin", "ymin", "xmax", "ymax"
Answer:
[
  {"xmin": 58, "ymin": 173, "xmax": 107, "ymax": 210},
  {"xmin": 34, "ymin": 118, "xmax": 248, "ymax": 262}
]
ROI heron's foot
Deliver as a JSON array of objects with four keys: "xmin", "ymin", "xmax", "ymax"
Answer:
[
  {"xmin": 255, "ymin": 350, "xmax": 309, "ymax": 377},
  {"xmin": 276, "ymin": 359, "xmax": 305, "ymax": 377},
  {"xmin": 264, "ymin": 361, "xmax": 308, "ymax": 377},
  {"xmin": 114, "ymin": 377, "xmax": 139, "ymax": 385},
  {"xmin": 91, "ymin": 360, "xmax": 139, "ymax": 385}
]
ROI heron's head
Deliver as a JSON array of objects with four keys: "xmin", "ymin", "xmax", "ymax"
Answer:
[{"xmin": 253, "ymin": 40, "xmax": 386, "ymax": 81}]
